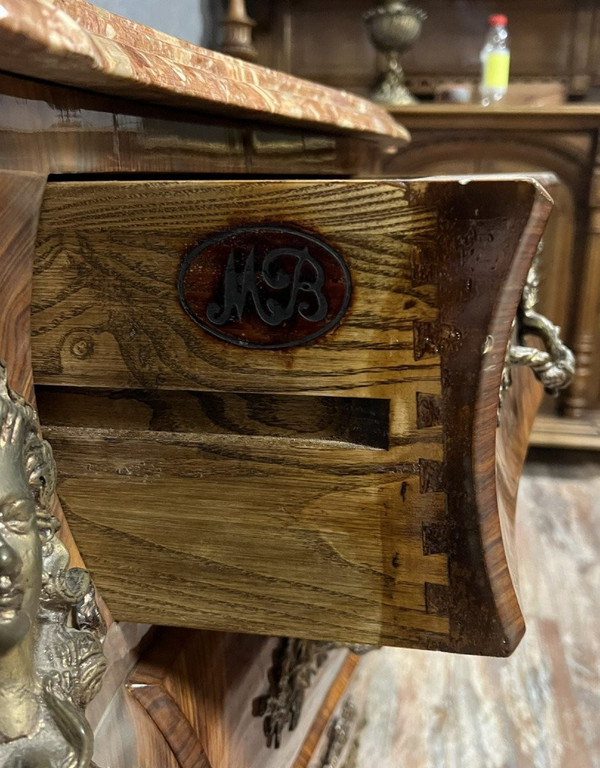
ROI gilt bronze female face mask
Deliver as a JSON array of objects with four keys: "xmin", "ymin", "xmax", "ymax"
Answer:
[
  {"xmin": 0, "ymin": 362, "xmax": 105, "ymax": 766},
  {"xmin": 0, "ymin": 370, "xmax": 46, "ymax": 744},
  {"xmin": 0, "ymin": 399, "xmax": 42, "ymax": 657}
]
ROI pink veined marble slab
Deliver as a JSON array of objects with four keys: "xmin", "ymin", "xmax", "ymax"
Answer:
[{"xmin": 0, "ymin": 0, "xmax": 409, "ymax": 141}]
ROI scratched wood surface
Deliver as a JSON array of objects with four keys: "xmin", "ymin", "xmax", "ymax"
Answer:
[
  {"xmin": 31, "ymin": 178, "xmax": 550, "ymax": 653},
  {"xmin": 32, "ymin": 180, "xmax": 440, "ymax": 394}
]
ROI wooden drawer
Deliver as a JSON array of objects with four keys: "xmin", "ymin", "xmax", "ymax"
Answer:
[{"xmin": 31, "ymin": 178, "xmax": 550, "ymax": 655}]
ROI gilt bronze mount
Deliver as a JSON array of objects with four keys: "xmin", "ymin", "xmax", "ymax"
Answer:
[
  {"xmin": 0, "ymin": 361, "xmax": 105, "ymax": 767},
  {"xmin": 500, "ymin": 257, "xmax": 575, "ymax": 415},
  {"xmin": 254, "ymin": 638, "xmax": 372, "ymax": 748}
]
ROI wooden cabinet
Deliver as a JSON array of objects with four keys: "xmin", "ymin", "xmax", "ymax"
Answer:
[
  {"xmin": 89, "ymin": 628, "xmax": 358, "ymax": 768},
  {"xmin": 0, "ymin": 2, "xmax": 565, "ymax": 767},
  {"xmin": 0, "ymin": 20, "xmax": 408, "ymax": 764},
  {"xmin": 252, "ymin": 0, "xmax": 600, "ymax": 100},
  {"xmin": 248, "ymin": 0, "xmax": 600, "ymax": 448},
  {"xmin": 385, "ymin": 106, "xmax": 600, "ymax": 447}
]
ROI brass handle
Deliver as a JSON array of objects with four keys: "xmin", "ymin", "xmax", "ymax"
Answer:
[
  {"xmin": 508, "ymin": 263, "xmax": 575, "ymax": 396},
  {"xmin": 509, "ymin": 310, "xmax": 575, "ymax": 395}
]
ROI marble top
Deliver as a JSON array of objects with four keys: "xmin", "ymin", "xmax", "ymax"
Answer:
[{"xmin": 0, "ymin": 0, "xmax": 409, "ymax": 141}]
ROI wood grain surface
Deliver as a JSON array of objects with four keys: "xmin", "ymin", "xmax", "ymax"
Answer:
[
  {"xmin": 32, "ymin": 180, "xmax": 440, "ymax": 394},
  {"xmin": 32, "ymin": 177, "xmax": 551, "ymax": 654},
  {"xmin": 292, "ymin": 653, "xmax": 359, "ymax": 768},
  {"xmin": 92, "ymin": 683, "xmax": 183, "ymax": 768},
  {"xmin": 87, "ymin": 623, "xmax": 184, "ymax": 768},
  {"xmin": 530, "ymin": 412, "xmax": 600, "ymax": 450},
  {"xmin": 0, "ymin": 171, "xmax": 46, "ymax": 400},
  {"xmin": 117, "ymin": 628, "xmax": 353, "ymax": 768},
  {"xmin": 0, "ymin": 71, "xmax": 390, "ymax": 179},
  {"xmin": 35, "ymin": 389, "xmax": 391, "ymax": 449},
  {"xmin": 389, "ymin": 103, "xmax": 600, "ymax": 131},
  {"xmin": 496, "ymin": 363, "xmax": 545, "ymax": 602},
  {"xmin": 385, "ymin": 105, "xmax": 599, "ymax": 436}
]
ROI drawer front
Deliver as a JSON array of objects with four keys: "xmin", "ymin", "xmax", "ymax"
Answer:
[
  {"xmin": 32, "ymin": 180, "xmax": 438, "ymax": 395},
  {"xmin": 32, "ymin": 178, "xmax": 551, "ymax": 654}
]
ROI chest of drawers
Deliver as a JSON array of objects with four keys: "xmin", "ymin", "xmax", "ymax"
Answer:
[{"xmin": 0, "ymin": 2, "xmax": 571, "ymax": 766}]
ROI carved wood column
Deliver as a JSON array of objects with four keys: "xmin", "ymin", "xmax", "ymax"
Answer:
[
  {"xmin": 564, "ymin": 136, "xmax": 600, "ymax": 417},
  {"xmin": 220, "ymin": 0, "xmax": 257, "ymax": 62}
]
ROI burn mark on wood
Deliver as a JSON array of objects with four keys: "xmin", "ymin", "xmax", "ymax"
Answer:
[
  {"xmin": 400, "ymin": 481, "xmax": 409, "ymax": 502},
  {"xmin": 411, "ymin": 246, "xmax": 438, "ymax": 286},
  {"xmin": 409, "ymin": 179, "xmax": 551, "ymax": 654}
]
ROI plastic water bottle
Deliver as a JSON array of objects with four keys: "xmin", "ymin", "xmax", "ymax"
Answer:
[{"xmin": 479, "ymin": 14, "xmax": 510, "ymax": 106}]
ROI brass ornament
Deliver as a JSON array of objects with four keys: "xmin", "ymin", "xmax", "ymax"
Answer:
[
  {"xmin": 319, "ymin": 698, "xmax": 358, "ymax": 768},
  {"xmin": 499, "ymin": 257, "xmax": 575, "ymax": 415},
  {"xmin": 0, "ymin": 361, "xmax": 105, "ymax": 767},
  {"xmin": 364, "ymin": 1, "xmax": 426, "ymax": 106},
  {"xmin": 254, "ymin": 638, "xmax": 372, "ymax": 748},
  {"xmin": 508, "ymin": 261, "xmax": 576, "ymax": 393}
]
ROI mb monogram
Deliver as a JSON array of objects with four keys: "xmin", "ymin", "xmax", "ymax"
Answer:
[
  {"xmin": 178, "ymin": 226, "xmax": 352, "ymax": 349},
  {"xmin": 207, "ymin": 247, "xmax": 327, "ymax": 327}
]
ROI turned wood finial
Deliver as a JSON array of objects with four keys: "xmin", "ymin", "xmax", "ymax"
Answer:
[{"xmin": 221, "ymin": 0, "xmax": 258, "ymax": 62}]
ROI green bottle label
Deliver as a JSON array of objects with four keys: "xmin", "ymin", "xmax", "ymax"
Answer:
[{"xmin": 483, "ymin": 51, "xmax": 510, "ymax": 89}]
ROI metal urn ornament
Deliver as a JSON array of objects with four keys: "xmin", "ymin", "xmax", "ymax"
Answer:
[{"xmin": 364, "ymin": 0, "xmax": 426, "ymax": 105}]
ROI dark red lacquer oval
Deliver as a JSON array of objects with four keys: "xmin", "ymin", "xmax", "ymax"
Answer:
[{"xmin": 178, "ymin": 226, "xmax": 352, "ymax": 349}]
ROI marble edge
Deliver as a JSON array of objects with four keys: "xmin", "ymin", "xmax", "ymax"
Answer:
[{"xmin": 0, "ymin": 0, "xmax": 410, "ymax": 141}]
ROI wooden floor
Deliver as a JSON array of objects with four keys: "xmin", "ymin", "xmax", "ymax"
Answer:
[{"xmin": 331, "ymin": 450, "xmax": 600, "ymax": 768}]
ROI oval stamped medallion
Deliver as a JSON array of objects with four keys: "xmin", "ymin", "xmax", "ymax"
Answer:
[{"xmin": 178, "ymin": 226, "xmax": 352, "ymax": 349}]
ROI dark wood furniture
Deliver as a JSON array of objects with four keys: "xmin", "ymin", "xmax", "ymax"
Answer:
[
  {"xmin": 247, "ymin": 0, "xmax": 600, "ymax": 449},
  {"xmin": 387, "ymin": 105, "xmax": 600, "ymax": 448},
  {"xmin": 0, "ymin": 1, "xmax": 561, "ymax": 766},
  {"xmin": 251, "ymin": 0, "xmax": 600, "ymax": 100}
]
